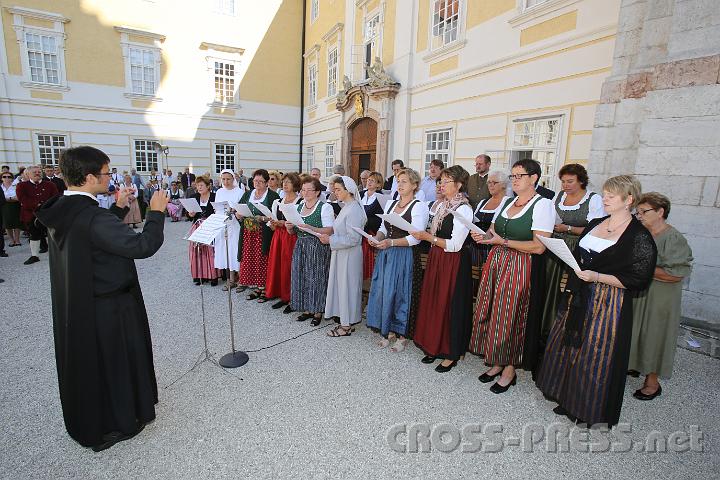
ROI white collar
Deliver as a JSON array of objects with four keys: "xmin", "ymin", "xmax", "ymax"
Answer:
[{"xmin": 64, "ymin": 190, "xmax": 99, "ymax": 203}]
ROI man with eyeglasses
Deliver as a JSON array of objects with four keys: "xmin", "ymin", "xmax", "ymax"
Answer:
[
  {"xmin": 35, "ymin": 145, "xmax": 168, "ymax": 452},
  {"xmin": 15, "ymin": 165, "xmax": 59, "ymax": 264}
]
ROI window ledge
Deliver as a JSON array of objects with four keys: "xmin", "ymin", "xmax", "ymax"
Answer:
[
  {"xmin": 207, "ymin": 101, "xmax": 241, "ymax": 110},
  {"xmin": 21, "ymin": 81, "xmax": 69, "ymax": 92},
  {"xmin": 124, "ymin": 93, "xmax": 162, "ymax": 102},
  {"xmin": 508, "ymin": 0, "xmax": 580, "ymax": 28},
  {"xmin": 325, "ymin": 95, "xmax": 338, "ymax": 105},
  {"xmin": 422, "ymin": 39, "xmax": 467, "ymax": 63},
  {"xmin": 307, "ymin": 104, "xmax": 318, "ymax": 112}
]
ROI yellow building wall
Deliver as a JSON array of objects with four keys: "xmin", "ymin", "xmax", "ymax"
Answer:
[
  {"xmin": 382, "ymin": 0, "xmax": 396, "ymax": 66},
  {"xmin": 416, "ymin": 0, "xmax": 429, "ymax": 52},
  {"xmin": 520, "ymin": 10, "xmax": 578, "ymax": 46},
  {"xmin": 240, "ymin": 0, "xmax": 303, "ymax": 106},
  {"xmin": 467, "ymin": 0, "xmax": 516, "ymax": 29},
  {"xmin": 304, "ymin": 0, "xmax": 346, "ymax": 106}
]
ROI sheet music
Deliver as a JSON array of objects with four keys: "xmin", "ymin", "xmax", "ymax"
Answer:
[
  {"xmin": 375, "ymin": 193, "xmax": 391, "ymax": 209},
  {"xmin": 377, "ymin": 213, "xmax": 418, "ymax": 232},
  {"xmin": 179, "ymin": 198, "xmax": 202, "ymax": 213},
  {"xmin": 298, "ymin": 226, "xmax": 322, "ymax": 237},
  {"xmin": 235, "ymin": 203, "xmax": 254, "ymax": 218},
  {"xmin": 352, "ymin": 226, "xmax": 377, "ymax": 243},
  {"xmin": 279, "ymin": 203, "xmax": 305, "ymax": 226},
  {"xmin": 536, "ymin": 235, "xmax": 581, "ymax": 271},
  {"xmin": 449, "ymin": 209, "xmax": 486, "ymax": 235},
  {"xmin": 186, "ymin": 214, "xmax": 227, "ymax": 245},
  {"xmin": 253, "ymin": 202, "xmax": 276, "ymax": 221},
  {"xmin": 211, "ymin": 201, "xmax": 229, "ymax": 213}
]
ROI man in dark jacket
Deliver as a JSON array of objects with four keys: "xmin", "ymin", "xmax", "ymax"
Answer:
[{"xmin": 36, "ymin": 146, "xmax": 169, "ymax": 452}]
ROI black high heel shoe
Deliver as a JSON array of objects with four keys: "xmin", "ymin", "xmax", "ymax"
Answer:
[
  {"xmin": 489, "ymin": 375, "xmax": 516, "ymax": 394},
  {"xmin": 478, "ymin": 369, "xmax": 502, "ymax": 383},
  {"xmin": 421, "ymin": 355, "xmax": 436, "ymax": 364},
  {"xmin": 633, "ymin": 384, "xmax": 662, "ymax": 401},
  {"xmin": 296, "ymin": 312, "xmax": 313, "ymax": 322},
  {"xmin": 434, "ymin": 360, "xmax": 457, "ymax": 373}
]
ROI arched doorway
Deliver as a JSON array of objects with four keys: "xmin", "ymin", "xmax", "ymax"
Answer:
[{"xmin": 349, "ymin": 117, "xmax": 377, "ymax": 182}]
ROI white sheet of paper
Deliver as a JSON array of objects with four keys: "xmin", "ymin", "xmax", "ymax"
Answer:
[
  {"xmin": 253, "ymin": 202, "xmax": 276, "ymax": 221},
  {"xmin": 449, "ymin": 209, "xmax": 485, "ymax": 235},
  {"xmin": 235, "ymin": 203, "xmax": 254, "ymax": 218},
  {"xmin": 352, "ymin": 226, "xmax": 377, "ymax": 243},
  {"xmin": 536, "ymin": 235, "xmax": 581, "ymax": 271},
  {"xmin": 377, "ymin": 213, "xmax": 418, "ymax": 233},
  {"xmin": 179, "ymin": 198, "xmax": 202, "ymax": 213},
  {"xmin": 186, "ymin": 213, "xmax": 227, "ymax": 245},
  {"xmin": 298, "ymin": 226, "xmax": 322, "ymax": 237},
  {"xmin": 211, "ymin": 201, "xmax": 228, "ymax": 213},
  {"xmin": 279, "ymin": 203, "xmax": 305, "ymax": 226}
]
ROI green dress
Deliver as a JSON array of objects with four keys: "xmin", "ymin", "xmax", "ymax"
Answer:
[{"xmin": 629, "ymin": 226, "xmax": 693, "ymax": 378}]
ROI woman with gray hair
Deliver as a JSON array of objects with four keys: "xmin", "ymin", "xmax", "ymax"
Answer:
[
  {"xmin": 470, "ymin": 170, "xmax": 509, "ymax": 290},
  {"xmin": 629, "ymin": 192, "xmax": 693, "ymax": 401},
  {"xmin": 320, "ymin": 175, "xmax": 367, "ymax": 336}
]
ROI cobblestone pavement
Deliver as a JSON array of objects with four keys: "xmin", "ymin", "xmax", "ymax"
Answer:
[{"xmin": 1, "ymin": 220, "xmax": 718, "ymax": 479}]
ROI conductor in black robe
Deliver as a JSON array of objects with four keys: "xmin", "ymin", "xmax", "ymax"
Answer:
[{"xmin": 36, "ymin": 146, "xmax": 169, "ymax": 452}]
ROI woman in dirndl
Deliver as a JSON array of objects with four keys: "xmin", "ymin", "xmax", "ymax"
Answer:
[
  {"xmin": 468, "ymin": 159, "xmax": 555, "ymax": 394},
  {"xmin": 166, "ymin": 181, "xmax": 185, "ymax": 222},
  {"xmin": 120, "ymin": 175, "xmax": 142, "ymax": 227},
  {"xmin": 287, "ymin": 177, "xmax": 334, "ymax": 326},
  {"xmin": 469, "ymin": 170, "xmax": 509, "ymax": 295},
  {"xmin": 265, "ymin": 172, "xmax": 302, "ymax": 313},
  {"xmin": 187, "ymin": 176, "xmax": 218, "ymax": 286},
  {"xmin": 366, "ymin": 168, "xmax": 429, "ymax": 351},
  {"xmin": 236, "ymin": 169, "xmax": 280, "ymax": 302},
  {"xmin": 535, "ymin": 175, "xmax": 656, "ymax": 426},
  {"xmin": 359, "ymin": 171, "xmax": 385, "ymax": 281},
  {"xmin": 411, "ymin": 165, "xmax": 474, "ymax": 373},
  {"xmin": 540, "ymin": 163, "xmax": 605, "ymax": 336}
]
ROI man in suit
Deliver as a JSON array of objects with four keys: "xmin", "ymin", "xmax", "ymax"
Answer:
[
  {"xmin": 180, "ymin": 167, "xmax": 196, "ymax": 190},
  {"xmin": 44, "ymin": 164, "xmax": 67, "ymax": 194},
  {"xmin": 466, "ymin": 154, "xmax": 491, "ymax": 209}
]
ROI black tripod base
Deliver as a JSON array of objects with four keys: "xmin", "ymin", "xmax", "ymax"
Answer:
[{"xmin": 219, "ymin": 351, "xmax": 249, "ymax": 368}]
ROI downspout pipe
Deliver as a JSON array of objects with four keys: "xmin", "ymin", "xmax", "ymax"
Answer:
[{"xmin": 298, "ymin": 0, "xmax": 307, "ymax": 172}]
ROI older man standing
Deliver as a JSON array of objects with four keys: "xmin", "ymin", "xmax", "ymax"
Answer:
[
  {"xmin": 466, "ymin": 154, "xmax": 491, "ymax": 209},
  {"xmin": 310, "ymin": 167, "xmax": 328, "ymax": 191},
  {"xmin": 16, "ymin": 165, "xmax": 59, "ymax": 264}
]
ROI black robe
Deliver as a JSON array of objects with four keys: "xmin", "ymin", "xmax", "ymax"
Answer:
[{"xmin": 36, "ymin": 194, "xmax": 165, "ymax": 448}]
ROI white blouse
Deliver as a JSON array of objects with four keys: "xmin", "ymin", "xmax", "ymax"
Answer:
[
  {"xmin": 474, "ymin": 196, "xmax": 509, "ymax": 217},
  {"xmin": 1, "ymin": 183, "xmax": 17, "ymax": 200},
  {"xmin": 492, "ymin": 194, "xmax": 555, "ymax": 233},
  {"xmin": 271, "ymin": 196, "xmax": 300, "ymax": 218},
  {"xmin": 360, "ymin": 191, "xmax": 379, "ymax": 206},
  {"xmin": 579, "ymin": 233, "xmax": 616, "ymax": 253},
  {"xmin": 300, "ymin": 201, "xmax": 335, "ymax": 228},
  {"xmin": 440, "ymin": 204, "xmax": 473, "ymax": 253},
  {"xmin": 378, "ymin": 199, "xmax": 430, "ymax": 246},
  {"xmin": 553, "ymin": 190, "xmax": 606, "ymax": 223}
]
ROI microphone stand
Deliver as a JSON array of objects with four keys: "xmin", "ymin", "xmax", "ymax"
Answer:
[{"xmin": 219, "ymin": 208, "xmax": 249, "ymax": 368}]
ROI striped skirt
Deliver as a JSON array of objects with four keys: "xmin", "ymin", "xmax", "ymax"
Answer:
[
  {"xmin": 535, "ymin": 283, "xmax": 627, "ymax": 426},
  {"xmin": 290, "ymin": 235, "xmax": 331, "ymax": 313},
  {"xmin": 469, "ymin": 245, "xmax": 531, "ymax": 366},
  {"xmin": 188, "ymin": 220, "xmax": 219, "ymax": 280},
  {"xmin": 366, "ymin": 246, "xmax": 414, "ymax": 337}
]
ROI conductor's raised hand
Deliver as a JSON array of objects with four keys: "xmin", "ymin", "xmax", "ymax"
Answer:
[
  {"xmin": 116, "ymin": 186, "xmax": 130, "ymax": 209},
  {"xmin": 149, "ymin": 190, "xmax": 170, "ymax": 213}
]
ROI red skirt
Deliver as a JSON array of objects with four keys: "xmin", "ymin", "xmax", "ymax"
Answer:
[
  {"xmin": 188, "ymin": 220, "xmax": 219, "ymax": 280},
  {"xmin": 239, "ymin": 229, "xmax": 269, "ymax": 287},
  {"xmin": 361, "ymin": 232, "xmax": 377, "ymax": 280},
  {"xmin": 265, "ymin": 227, "xmax": 297, "ymax": 302},
  {"xmin": 413, "ymin": 244, "xmax": 472, "ymax": 360}
]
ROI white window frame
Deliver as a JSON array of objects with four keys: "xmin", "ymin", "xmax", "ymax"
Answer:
[
  {"xmin": 308, "ymin": 63, "xmax": 318, "ymax": 107},
  {"xmin": 133, "ymin": 139, "xmax": 160, "ymax": 173},
  {"xmin": 423, "ymin": 0, "xmax": 467, "ymax": 62},
  {"xmin": 305, "ymin": 145, "xmax": 315, "ymax": 171},
  {"xmin": 9, "ymin": 7, "xmax": 69, "ymax": 91},
  {"xmin": 325, "ymin": 144, "xmax": 335, "ymax": 178},
  {"xmin": 200, "ymin": 42, "xmax": 245, "ymax": 108},
  {"xmin": 327, "ymin": 47, "xmax": 339, "ymax": 98},
  {"xmin": 522, "ymin": 0, "xmax": 551, "ymax": 12},
  {"xmin": 423, "ymin": 128, "xmax": 454, "ymax": 177},
  {"xmin": 115, "ymin": 27, "xmax": 165, "ymax": 101},
  {"xmin": 311, "ymin": 0, "xmax": 320, "ymax": 23},
  {"xmin": 215, "ymin": 0, "xmax": 236, "ymax": 16},
  {"xmin": 213, "ymin": 142, "xmax": 237, "ymax": 174},
  {"xmin": 34, "ymin": 132, "xmax": 69, "ymax": 167},
  {"xmin": 509, "ymin": 115, "xmax": 565, "ymax": 190}
]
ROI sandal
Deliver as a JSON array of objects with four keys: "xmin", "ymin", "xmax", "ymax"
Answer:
[
  {"xmin": 222, "ymin": 282, "xmax": 237, "ymax": 292},
  {"xmin": 246, "ymin": 291, "xmax": 261, "ymax": 301},
  {"xmin": 296, "ymin": 312, "xmax": 313, "ymax": 322},
  {"xmin": 327, "ymin": 325, "xmax": 352, "ymax": 337},
  {"xmin": 391, "ymin": 338, "xmax": 408, "ymax": 353},
  {"xmin": 310, "ymin": 315, "xmax": 322, "ymax": 326},
  {"xmin": 236, "ymin": 285, "xmax": 248, "ymax": 293},
  {"xmin": 376, "ymin": 333, "xmax": 395, "ymax": 348},
  {"xmin": 256, "ymin": 295, "xmax": 269, "ymax": 303}
]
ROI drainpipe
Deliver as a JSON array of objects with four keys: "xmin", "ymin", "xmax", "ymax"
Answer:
[{"xmin": 298, "ymin": 0, "xmax": 307, "ymax": 172}]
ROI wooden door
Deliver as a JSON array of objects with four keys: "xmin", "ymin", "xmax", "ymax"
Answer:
[{"xmin": 349, "ymin": 117, "xmax": 377, "ymax": 182}]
